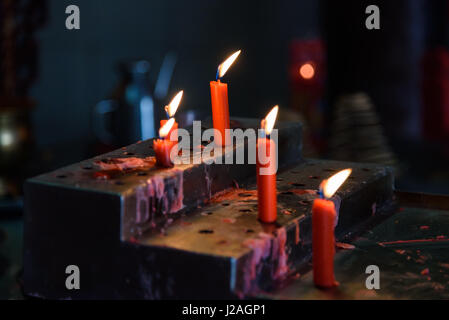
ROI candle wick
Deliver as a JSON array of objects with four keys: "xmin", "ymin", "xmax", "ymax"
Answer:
[
  {"xmin": 216, "ymin": 69, "xmax": 221, "ymax": 81},
  {"xmin": 318, "ymin": 189, "xmax": 324, "ymax": 199}
]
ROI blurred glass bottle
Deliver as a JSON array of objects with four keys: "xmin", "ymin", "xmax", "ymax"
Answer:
[{"xmin": 94, "ymin": 53, "xmax": 177, "ymax": 147}]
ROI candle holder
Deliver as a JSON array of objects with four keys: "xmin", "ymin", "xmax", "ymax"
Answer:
[{"xmin": 23, "ymin": 119, "xmax": 396, "ymax": 299}]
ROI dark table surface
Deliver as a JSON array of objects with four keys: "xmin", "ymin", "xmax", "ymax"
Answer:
[{"xmin": 1, "ymin": 200, "xmax": 449, "ymax": 300}]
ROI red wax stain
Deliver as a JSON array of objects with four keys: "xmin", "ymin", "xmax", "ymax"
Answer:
[
  {"xmin": 181, "ymin": 221, "xmax": 192, "ymax": 226},
  {"xmin": 421, "ymin": 268, "xmax": 430, "ymax": 275},
  {"xmin": 436, "ymin": 235, "xmax": 446, "ymax": 240},
  {"xmin": 371, "ymin": 203, "xmax": 377, "ymax": 216},
  {"xmin": 438, "ymin": 263, "xmax": 449, "ymax": 269},
  {"xmin": 240, "ymin": 229, "xmax": 289, "ymax": 296},
  {"xmin": 222, "ymin": 218, "xmax": 236, "ymax": 224},
  {"xmin": 93, "ymin": 171, "xmax": 112, "ymax": 180},
  {"xmin": 379, "ymin": 238, "xmax": 449, "ymax": 246},
  {"xmin": 128, "ymin": 236, "xmax": 138, "ymax": 244},
  {"xmin": 420, "ymin": 226, "xmax": 430, "ymax": 230},
  {"xmin": 416, "ymin": 259, "xmax": 425, "ymax": 264},
  {"xmin": 290, "ymin": 189, "xmax": 317, "ymax": 196},
  {"xmin": 217, "ymin": 240, "xmax": 228, "ymax": 245},
  {"xmin": 211, "ymin": 189, "xmax": 257, "ymax": 203},
  {"xmin": 294, "ymin": 220, "xmax": 301, "ymax": 245},
  {"xmin": 282, "ymin": 210, "xmax": 292, "ymax": 216},
  {"xmin": 336, "ymin": 242, "xmax": 356, "ymax": 250},
  {"xmin": 94, "ymin": 157, "xmax": 156, "ymax": 171},
  {"xmin": 395, "ymin": 249, "xmax": 406, "ymax": 255},
  {"xmin": 273, "ymin": 228, "xmax": 289, "ymax": 279}
]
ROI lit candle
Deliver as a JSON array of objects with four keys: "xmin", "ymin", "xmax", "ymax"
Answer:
[
  {"xmin": 153, "ymin": 118, "xmax": 177, "ymax": 168},
  {"xmin": 257, "ymin": 106, "xmax": 279, "ymax": 223},
  {"xmin": 160, "ymin": 90, "xmax": 183, "ymax": 140},
  {"xmin": 210, "ymin": 50, "xmax": 241, "ymax": 146},
  {"xmin": 312, "ymin": 169, "xmax": 352, "ymax": 288}
]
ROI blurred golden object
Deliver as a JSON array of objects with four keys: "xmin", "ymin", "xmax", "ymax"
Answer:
[{"xmin": 0, "ymin": 98, "xmax": 34, "ymax": 198}]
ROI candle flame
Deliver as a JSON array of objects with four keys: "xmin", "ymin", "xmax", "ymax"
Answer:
[
  {"xmin": 159, "ymin": 118, "xmax": 175, "ymax": 139},
  {"xmin": 218, "ymin": 50, "xmax": 241, "ymax": 79},
  {"xmin": 261, "ymin": 105, "xmax": 279, "ymax": 136},
  {"xmin": 165, "ymin": 90, "xmax": 183, "ymax": 117},
  {"xmin": 321, "ymin": 169, "xmax": 352, "ymax": 199}
]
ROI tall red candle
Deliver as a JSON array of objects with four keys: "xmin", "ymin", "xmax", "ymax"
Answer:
[
  {"xmin": 257, "ymin": 106, "xmax": 279, "ymax": 223},
  {"xmin": 210, "ymin": 80, "xmax": 231, "ymax": 146},
  {"xmin": 210, "ymin": 50, "xmax": 241, "ymax": 146},
  {"xmin": 312, "ymin": 169, "xmax": 352, "ymax": 288},
  {"xmin": 153, "ymin": 118, "xmax": 177, "ymax": 168}
]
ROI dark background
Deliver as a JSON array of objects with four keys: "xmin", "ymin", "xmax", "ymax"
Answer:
[
  {"xmin": 2, "ymin": 0, "xmax": 449, "ymax": 198},
  {"xmin": 31, "ymin": 0, "xmax": 320, "ymax": 147}
]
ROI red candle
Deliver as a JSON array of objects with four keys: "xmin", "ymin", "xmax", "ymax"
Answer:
[
  {"xmin": 312, "ymin": 169, "xmax": 352, "ymax": 288},
  {"xmin": 257, "ymin": 106, "xmax": 279, "ymax": 223},
  {"xmin": 153, "ymin": 118, "xmax": 177, "ymax": 168},
  {"xmin": 210, "ymin": 50, "xmax": 241, "ymax": 146},
  {"xmin": 161, "ymin": 90, "xmax": 183, "ymax": 140}
]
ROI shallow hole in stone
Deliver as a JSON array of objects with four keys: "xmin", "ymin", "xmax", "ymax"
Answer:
[
  {"xmin": 239, "ymin": 209, "xmax": 252, "ymax": 213},
  {"xmin": 115, "ymin": 181, "xmax": 125, "ymax": 186},
  {"xmin": 276, "ymin": 178, "xmax": 284, "ymax": 182},
  {"xmin": 309, "ymin": 176, "xmax": 320, "ymax": 180},
  {"xmin": 238, "ymin": 193, "xmax": 252, "ymax": 198},
  {"xmin": 222, "ymin": 203, "xmax": 230, "ymax": 207},
  {"xmin": 124, "ymin": 152, "xmax": 135, "ymax": 156},
  {"xmin": 291, "ymin": 170, "xmax": 301, "ymax": 174},
  {"xmin": 82, "ymin": 166, "xmax": 93, "ymax": 170},
  {"xmin": 299, "ymin": 200, "xmax": 311, "ymax": 205},
  {"xmin": 362, "ymin": 168, "xmax": 371, "ymax": 172},
  {"xmin": 137, "ymin": 172, "xmax": 148, "ymax": 176},
  {"xmin": 206, "ymin": 212, "xmax": 213, "ymax": 216},
  {"xmin": 199, "ymin": 229, "xmax": 214, "ymax": 234},
  {"xmin": 291, "ymin": 183, "xmax": 306, "ymax": 187},
  {"xmin": 56, "ymin": 175, "xmax": 67, "ymax": 179},
  {"xmin": 281, "ymin": 191, "xmax": 294, "ymax": 195},
  {"xmin": 246, "ymin": 229, "xmax": 255, "ymax": 234},
  {"xmin": 324, "ymin": 168, "xmax": 337, "ymax": 172}
]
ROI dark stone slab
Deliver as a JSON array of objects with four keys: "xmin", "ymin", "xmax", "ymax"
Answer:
[
  {"xmin": 127, "ymin": 160, "xmax": 395, "ymax": 299},
  {"xmin": 25, "ymin": 156, "xmax": 395, "ymax": 299},
  {"xmin": 23, "ymin": 118, "xmax": 302, "ymax": 299}
]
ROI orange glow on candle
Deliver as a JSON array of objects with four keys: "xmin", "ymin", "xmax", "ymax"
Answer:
[
  {"xmin": 257, "ymin": 106, "xmax": 279, "ymax": 223},
  {"xmin": 312, "ymin": 169, "xmax": 352, "ymax": 288},
  {"xmin": 210, "ymin": 50, "xmax": 241, "ymax": 146}
]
